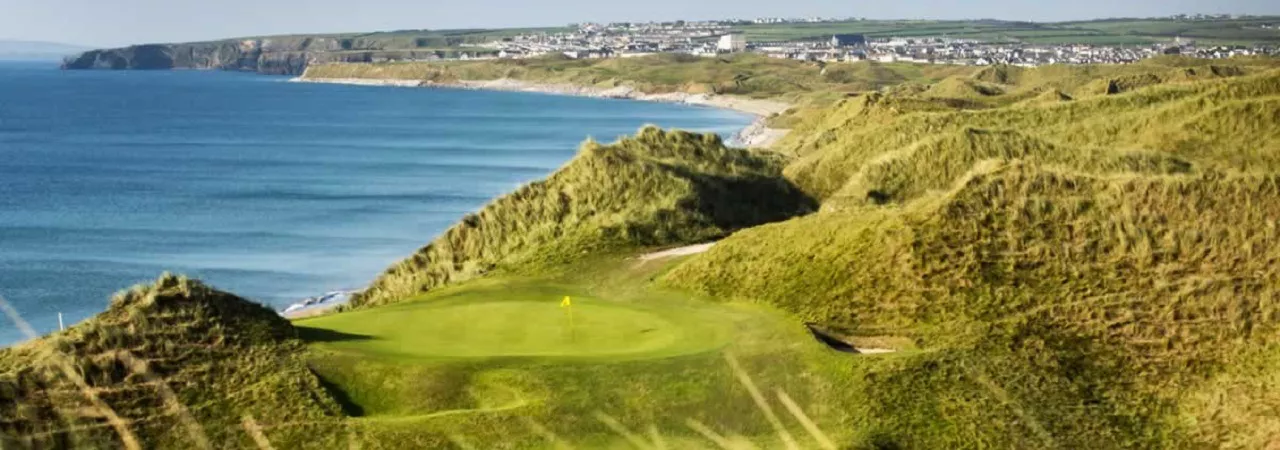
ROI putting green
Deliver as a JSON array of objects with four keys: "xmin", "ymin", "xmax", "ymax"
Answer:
[{"xmin": 298, "ymin": 283, "xmax": 734, "ymax": 361}]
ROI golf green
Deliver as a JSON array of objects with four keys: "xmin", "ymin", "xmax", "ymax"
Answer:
[{"xmin": 298, "ymin": 284, "xmax": 734, "ymax": 361}]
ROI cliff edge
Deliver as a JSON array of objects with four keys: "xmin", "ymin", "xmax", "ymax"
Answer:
[{"xmin": 61, "ymin": 32, "xmax": 515, "ymax": 75}]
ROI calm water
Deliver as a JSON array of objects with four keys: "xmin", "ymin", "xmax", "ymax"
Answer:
[{"xmin": 0, "ymin": 62, "xmax": 751, "ymax": 345}]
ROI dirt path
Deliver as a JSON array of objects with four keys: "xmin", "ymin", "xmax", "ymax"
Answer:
[
  {"xmin": 638, "ymin": 243, "xmax": 715, "ymax": 262},
  {"xmin": 358, "ymin": 385, "xmax": 529, "ymax": 423}
]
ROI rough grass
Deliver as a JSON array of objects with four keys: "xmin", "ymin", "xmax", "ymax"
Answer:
[
  {"xmin": 0, "ymin": 274, "xmax": 346, "ymax": 448},
  {"xmin": 664, "ymin": 162, "xmax": 1280, "ymax": 448},
  {"xmin": 658, "ymin": 65, "xmax": 1280, "ymax": 448},
  {"xmin": 778, "ymin": 62, "xmax": 1280, "ymax": 207},
  {"xmin": 352, "ymin": 126, "xmax": 815, "ymax": 307}
]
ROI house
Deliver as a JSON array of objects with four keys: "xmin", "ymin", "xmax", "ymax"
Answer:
[
  {"xmin": 872, "ymin": 53, "xmax": 898, "ymax": 63},
  {"xmin": 831, "ymin": 34, "xmax": 867, "ymax": 48},
  {"xmin": 717, "ymin": 33, "xmax": 747, "ymax": 53}
]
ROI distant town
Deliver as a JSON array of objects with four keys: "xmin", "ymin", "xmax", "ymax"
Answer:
[{"xmin": 436, "ymin": 16, "xmax": 1280, "ymax": 66}]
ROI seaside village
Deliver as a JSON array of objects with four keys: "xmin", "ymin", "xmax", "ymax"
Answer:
[{"xmin": 442, "ymin": 17, "xmax": 1278, "ymax": 66}]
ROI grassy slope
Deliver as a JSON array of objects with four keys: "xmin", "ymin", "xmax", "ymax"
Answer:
[
  {"xmin": 777, "ymin": 58, "xmax": 1280, "ymax": 206},
  {"xmin": 667, "ymin": 164, "xmax": 1280, "ymax": 448},
  {"xmin": 662, "ymin": 62, "xmax": 1280, "ymax": 448},
  {"xmin": 0, "ymin": 275, "xmax": 346, "ymax": 448},
  {"xmin": 352, "ymin": 127, "xmax": 815, "ymax": 307}
]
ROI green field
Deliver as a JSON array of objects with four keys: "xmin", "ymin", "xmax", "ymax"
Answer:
[
  {"xmin": 291, "ymin": 258, "xmax": 877, "ymax": 448},
  {"xmin": 298, "ymin": 280, "xmax": 733, "ymax": 361}
]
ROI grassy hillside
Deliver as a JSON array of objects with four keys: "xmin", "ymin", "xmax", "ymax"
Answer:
[
  {"xmin": 352, "ymin": 127, "xmax": 815, "ymax": 307},
  {"xmin": 665, "ymin": 164, "xmax": 1280, "ymax": 448},
  {"xmin": 661, "ymin": 61, "xmax": 1280, "ymax": 448},
  {"xmin": 775, "ymin": 58, "xmax": 1280, "ymax": 206},
  {"xmin": 0, "ymin": 274, "xmax": 345, "ymax": 448},
  {"xmin": 303, "ymin": 53, "xmax": 974, "ymax": 100}
]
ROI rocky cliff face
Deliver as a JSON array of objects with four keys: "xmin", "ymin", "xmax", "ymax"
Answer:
[{"xmin": 62, "ymin": 37, "xmax": 457, "ymax": 75}]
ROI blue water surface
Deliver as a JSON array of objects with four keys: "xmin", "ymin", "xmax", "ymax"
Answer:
[{"xmin": 0, "ymin": 62, "xmax": 752, "ymax": 345}]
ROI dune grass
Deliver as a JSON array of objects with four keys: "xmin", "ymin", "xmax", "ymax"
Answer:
[
  {"xmin": 647, "ymin": 59, "xmax": 1280, "ymax": 448},
  {"xmin": 777, "ymin": 61, "xmax": 1280, "ymax": 207},
  {"xmin": 664, "ymin": 163, "xmax": 1280, "ymax": 448},
  {"xmin": 0, "ymin": 275, "xmax": 345, "ymax": 449},
  {"xmin": 351, "ymin": 127, "xmax": 815, "ymax": 308}
]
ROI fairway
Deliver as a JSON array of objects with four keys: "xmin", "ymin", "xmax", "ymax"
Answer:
[
  {"xmin": 274, "ymin": 259, "xmax": 865, "ymax": 447},
  {"xmin": 288, "ymin": 266, "xmax": 863, "ymax": 448},
  {"xmin": 297, "ymin": 282, "xmax": 735, "ymax": 361}
]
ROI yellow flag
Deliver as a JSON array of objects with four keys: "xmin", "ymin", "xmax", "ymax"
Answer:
[{"xmin": 561, "ymin": 296, "xmax": 572, "ymax": 308}]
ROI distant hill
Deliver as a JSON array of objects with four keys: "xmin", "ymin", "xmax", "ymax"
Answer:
[
  {"xmin": 0, "ymin": 40, "xmax": 90, "ymax": 61},
  {"xmin": 60, "ymin": 28, "xmax": 568, "ymax": 75}
]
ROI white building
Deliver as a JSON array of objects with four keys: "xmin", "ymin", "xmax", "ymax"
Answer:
[{"xmin": 717, "ymin": 33, "xmax": 747, "ymax": 52}]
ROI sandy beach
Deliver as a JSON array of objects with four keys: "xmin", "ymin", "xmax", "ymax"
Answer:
[{"xmin": 291, "ymin": 75, "xmax": 792, "ymax": 148}]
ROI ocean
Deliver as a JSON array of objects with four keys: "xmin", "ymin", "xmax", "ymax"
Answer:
[{"xmin": 0, "ymin": 61, "xmax": 752, "ymax": 345}]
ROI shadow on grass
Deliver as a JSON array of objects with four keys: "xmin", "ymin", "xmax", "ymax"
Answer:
[
  {"xmin": 806, "ymin": 324, "xmax": 857, "ymax": 354},
  {"xmin": 296, "ymin": 326, "xmax": 376, "ymax": 343},
  {"xmin": 309, "ymin": 368, "xmax": 366, "ymax": 417}
]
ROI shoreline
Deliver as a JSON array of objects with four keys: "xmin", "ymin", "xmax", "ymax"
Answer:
[
  {"xmin": 290, "ymin": 76, "xmax": 791, "ymax": 148},
  {"xmin": 280, "ymin": 290, "xmax": 357, "ymax": 320}
]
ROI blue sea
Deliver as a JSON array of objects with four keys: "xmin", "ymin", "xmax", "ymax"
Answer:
[{"xmin": 0, "ymin": 61, "xmax": 752, "ymax": 345}]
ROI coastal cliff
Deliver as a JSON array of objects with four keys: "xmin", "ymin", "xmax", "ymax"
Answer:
[
  {"xmin": 61, "ymin": 35, "xmax": 501, "ymax": 75},
  {"xmin": 63, "ymin": 41, "xmax": 314, "ymax": 74}
]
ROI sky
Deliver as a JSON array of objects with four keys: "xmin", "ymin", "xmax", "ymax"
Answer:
[{"xmin": 1, "ymin": 0, "xmax": 1277, "ymax": 48}]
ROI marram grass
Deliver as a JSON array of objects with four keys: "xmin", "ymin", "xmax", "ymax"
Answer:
[{"xmin": 352, "ymin": 126, "xmax": 815, "ymax": 308}]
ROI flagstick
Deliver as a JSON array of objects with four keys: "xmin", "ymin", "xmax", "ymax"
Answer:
[{"xmin": 561, "ymin": 296, "xmax": 577, "ymax": 342}]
